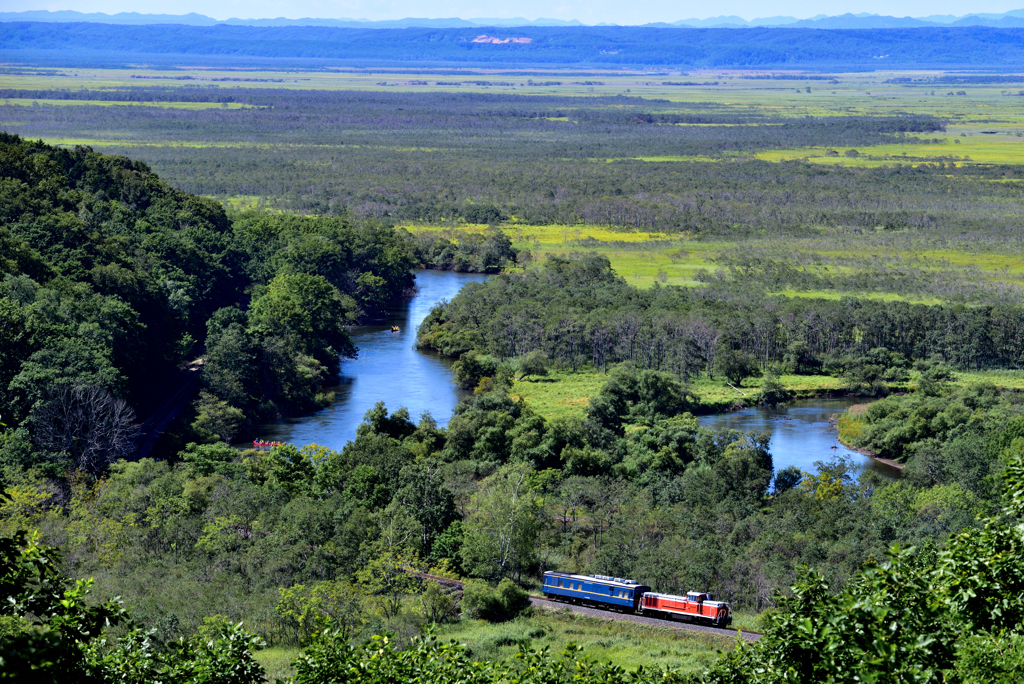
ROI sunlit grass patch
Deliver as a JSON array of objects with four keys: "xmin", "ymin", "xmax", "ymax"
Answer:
[
  {"xmin": 687, "ymin": 374, "xmax": 851, "ymax": 409},
  {"xmin": 512, "ymin": 368, "xmax": 855, "ymax": 421},
  {"xmin": 253, "ymin": 646, "xmax": 299, "ymax": 681},
  {"xmin": 610, "ymin": 155, "xmax": 725, "ymax": 163},
  {"xmin": 0, "ymin": 98, "xmax": 253, "ymax": 110},
  {"xmin": 749, "ymin": 126, "xmax": 1024, "ymax": 167},
  {"xmin": 511, "ymin": 369, "xmax": 607, "ymax": 422},
  {"xmin": 515, "ymin": 365, "xmax": 1024, "ymax": 423},
  {"xmin": 434, "ymin": 607, "xmax": 733, "ymax": 672},
  {"xmin": 222, "ymin": 196, "xmax": 286, "ymax": 212},
  {"xmin": 402, "ymin": 223, "xmax": 722, "ymax": 288},
  {"xmin": 956, "ymin": 369, "xmax": 1024, "ymax": 389},
  {"xmin": 837, "ymin": 411, "xmax": 867, "ymax": 445},
  {"xmin": 770, "ymin": 290, "xmax": 944, "ymax": 305}
]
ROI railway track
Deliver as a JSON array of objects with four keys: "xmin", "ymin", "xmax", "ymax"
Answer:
[
  {"xmin": 415, "ymin": 573, "xmax": 761, "ymax": 643},
  {"xmin": 531, "ymin": 596, "xmax": 762, "ymax": 642}
]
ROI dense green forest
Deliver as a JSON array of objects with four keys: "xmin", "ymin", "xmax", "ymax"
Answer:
[
  {"xmin": 2, "ymin": 203, "xmax": 1016, "ymax": 680},
  {"xmin": 418, "ymin": 255, "xmax": 1024, "ymax": 388},
  {"xmin": 5, "ymin": 78, "xmax": 1024, "ymax": 681},
  {"xmin": 2, "ymin": 337, "xmax": 1020, "ymax": 681},
  {"xmin": 0, "ymin": 133, "xmax": 521, "ymax": 473},
  {"xmin": 7, "ymin": 86, "xmax": 1005, "ymax": 232}
]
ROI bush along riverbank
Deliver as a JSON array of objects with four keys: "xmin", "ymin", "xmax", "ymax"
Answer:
[
  {"xmin": 834, "ymin": 403, "xmax": 906, "ymax": 470},
  {"xmin": 836, "ymin": 378, "xmax": 1024, "ymax": 494},
  {"xmin": 5, "ymin": 362, "xmax": 1024, "ymax": 681}
]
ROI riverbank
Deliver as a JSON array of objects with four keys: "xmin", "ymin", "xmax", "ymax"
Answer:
[
  {"xmin": 511, "ymin": 369, "xmax": 887, "ymax": 422},
  {"xmin": 835, "ymin": 402, "xmax": 909, "ymax": 471},
  {"xmin": 514, "ymin": 366, "xmax": 1024, "ymax": 422},
  {"xmin": 242, "ymin": 269, "xmax": 487, "ymax": 450}
]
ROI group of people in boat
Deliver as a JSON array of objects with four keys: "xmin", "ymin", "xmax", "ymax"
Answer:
[
  {"xmin": 252, "ymin": 439, "xmax": 285, "ymax": 448},
  {"xmin": 389, "ymin": 325, "xmax": 401, "ymax": 332}
]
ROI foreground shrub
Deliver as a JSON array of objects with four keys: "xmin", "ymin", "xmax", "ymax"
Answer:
[
  {"xmin": 292, "ymin": 630, "xmax": 689, "ymax": 684},
  {"xmin": 461, "ymin": 579, "xmax": 532, "ymax": 622}
]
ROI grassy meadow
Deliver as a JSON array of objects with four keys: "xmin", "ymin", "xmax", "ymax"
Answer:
[
  {"xmin": 511, "ymin": 366, "xmax": 1024, "ymax": 422},
  {"xmin": 404, "ymin": 222, "xmax": 1024, "ymax": 300},
  {"xmin": 0, "ymin": 97, "xmax": 254, "ymax": 110},
  {"xmin": 251, "ymin": 604, "xmax": 746, "ymax": 681},
  {"xmin": 7, "ymin": 64, "xmax": 1024, "ymax": 412},
  {"xmin": 432, "ymin": 607, "xmax": 738, "ymax": 672},
  {"xmin": 404, "ymin": 223, "xmax": 727, "ymax": 288},
  {"xmin": 510, "ymin": 369, "xmax": 851, "ymax": 421},
  {"xmin": 7, "ymin": 66, "xmax": 1024, "ymax": 162}
]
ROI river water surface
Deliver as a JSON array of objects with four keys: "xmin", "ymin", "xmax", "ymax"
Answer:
[
  {"xmin": 253, "ymin": 271, "xmax": 889, "ymax": 477},
  {"xmin": 250, "ymin": 269, "xmax": 487, "ymax": 450},
  {"xmin": 700, "ymin": 399, "xmax": 897, "ymax": 477}
]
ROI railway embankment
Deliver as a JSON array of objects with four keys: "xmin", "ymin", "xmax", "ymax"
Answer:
[
  {"xmin": 530, "ymin": 597, "xmax": 762, "ymax": 642},
  {"xmin": 416, "ymin": 573, "xmax": 762, "ymax": 643}
]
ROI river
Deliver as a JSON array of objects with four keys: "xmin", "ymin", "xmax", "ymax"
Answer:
[
  {"xmin": 249, "ymin": 269, "xmax": 487, "ymax": 450},
  {"xmin": 699, "ymin": 399, "xmax": 898, "ymax": 477},
  {"xmin": 253, "ymin": 270, "xmax": 890, "ymax": 477}
]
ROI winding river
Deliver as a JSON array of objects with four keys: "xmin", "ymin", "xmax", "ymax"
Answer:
[
  {"xmin": 699, "ymin": 400, "xmax": 898, "ymax": 477},
  {"xmin": 253, "ymin": 270, "xmax": 891, "ymax": 476},
  {"xmin": 250, "ymin": 269, "xmax": 487, "ymax": 450}
]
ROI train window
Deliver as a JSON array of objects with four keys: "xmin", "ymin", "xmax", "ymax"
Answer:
[{"xmin": 558, "ymin": 580, "xmax": 563, "ymax": 587}]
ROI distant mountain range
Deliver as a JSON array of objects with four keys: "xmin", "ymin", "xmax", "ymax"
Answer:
[
  {"xmin": 4, "ymin": 23, "xmax": 1024, "ymax": 70},
  {"xmin": 0, "ymin": 11, "xmax": 583, "ymax": 28},
  {"xmin": 4, "ymin": 9, "xmax": 1024, "ymax": 29}
]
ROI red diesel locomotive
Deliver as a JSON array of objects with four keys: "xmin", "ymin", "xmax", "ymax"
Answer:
[{"xmin": 542, "ymin": 571, "xmax": 732, "ymax": 627}]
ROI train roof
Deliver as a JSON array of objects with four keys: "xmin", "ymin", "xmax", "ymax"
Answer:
[
  {"xmin": 644, "ymin": 591, "xmax": 730, "ymax": 607},
  {"xmin": 544, "ymin": 571, "xmax": 649, "ymax": 589}
]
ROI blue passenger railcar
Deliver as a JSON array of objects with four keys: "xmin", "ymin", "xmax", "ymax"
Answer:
[{"xmin": 542, "ymin": 572, "xmax": 651, "ymax": 612}]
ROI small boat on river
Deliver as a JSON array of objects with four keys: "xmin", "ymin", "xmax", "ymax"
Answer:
[{"xmin": 252, "ymin": 439, "xmax": 285, "ymax": 448}]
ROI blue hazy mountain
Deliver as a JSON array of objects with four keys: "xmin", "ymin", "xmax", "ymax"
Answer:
[
  {"xmin": 1, "ymin": 9, "xmax": 1023, "ymax": 28},
  {"xmin": 3, "ymin": 23, "xmax": 1024, "ymax": 70},
  {"xmin": 0, "ymin": 11, "xmax": 582, "ymax": 28}
]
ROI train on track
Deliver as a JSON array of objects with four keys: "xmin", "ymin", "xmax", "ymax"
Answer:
[{"xmin": 542, "ymin": 571, "xmax": 732, "ymax": 627}]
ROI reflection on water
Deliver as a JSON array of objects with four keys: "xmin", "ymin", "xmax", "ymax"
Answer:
[
  {"xmin": 249, "ymin": 270, "xmax": 893, "ymax": 480},
  {"xmin": 699, "ymin": 399, "xmax": 898, "ymax": 478},
  {"xmin": 249, "ymin": 270, "xmax": 487, "ymax": 451}
]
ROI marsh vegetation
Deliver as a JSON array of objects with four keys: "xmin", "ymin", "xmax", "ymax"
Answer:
[{"xmin": 5, "ymin": 66, "xmax": 1024, "ymax": 682}]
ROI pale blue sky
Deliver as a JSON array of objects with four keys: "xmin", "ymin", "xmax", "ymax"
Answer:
[{"xmin": 5, "ymin": 0, "xmax": 1021, "ymax": 24}]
